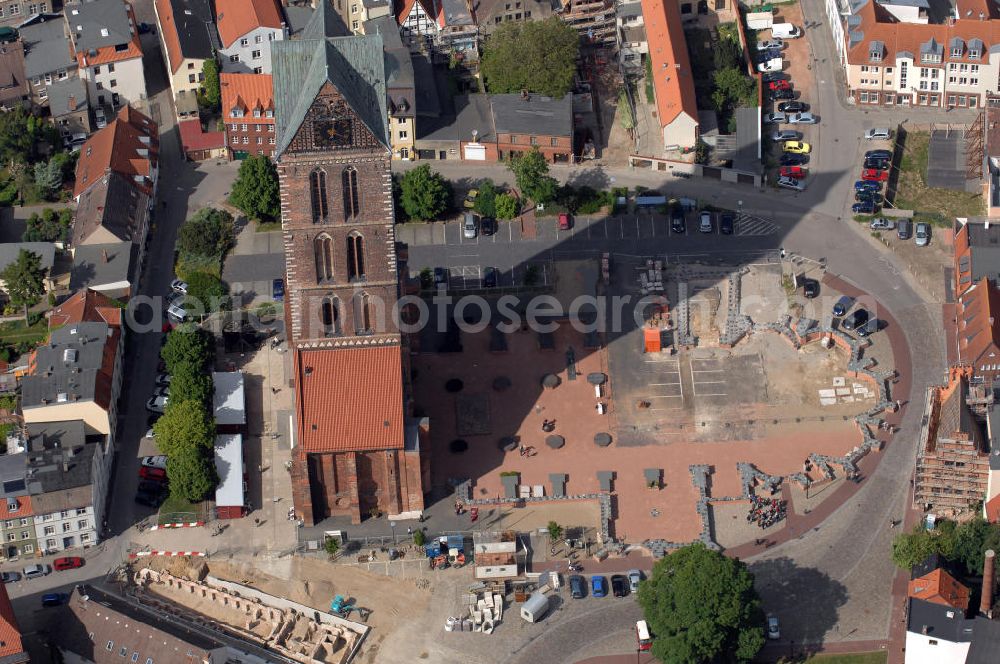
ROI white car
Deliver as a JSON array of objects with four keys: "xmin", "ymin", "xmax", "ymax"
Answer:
[
  {"xmin": 166, "ymin": 303, "xmax": 190, "ymax": 321},
  {"xmin": 777, "ymin": 176, "xmax": 805, "ymax": 191},
  {"xmin": 146, "ymin": 395, "xmax": 168, "ymax": 413},
  {"xmin": 757, "ymin": 58, "xmax": 782, "ymax": 73},
  {"xmin": 170, "ymin": 279, "xmax": 188, "ymax": 293},
  {"xmin": 767, "ymin": 615, "xmax": 780, "ymax": 639},
  {"xmin": 22, "ymin": 564, "xmax": 50, "ymax": 579},
  {"xmin": 786, "ymin": 112, "xmax": 817, "ymax": 124},
  {"xmin": 144, "ymin": 428, "xmax": 156, "ymax": 439},
  {"xmin": 699, "ymin": 211, "xmax": 713, "ymax": 233},
  {"xmin": 756, "ymin": 39, "xmax": 783, "ymax": 51},
  {"xmin": 869, "ymin": 218, "xmax": 896, "ymax": 231},
  {"xmin": 915, "ymin": 222, "xmax": 931, "ymax": 246},
  {"xmin": 94, "ymin": 106, "xmax": 107, "ymax": 129},
  {"xmin": 141, "ymin": 455, "xmax": 168, "ymax": 470},
  {"xmin": 155, "ymin": 373, "xmax": 171, "ymax": 386},
  {"xmin": 763, "ymin": 113, "xmax": 786, "ymax": 125},
  {"xmin": 627, "ymin": 569, "xmax": 641, "ymax": 593}
]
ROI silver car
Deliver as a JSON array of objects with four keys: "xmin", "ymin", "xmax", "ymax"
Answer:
[
  {"xmin": 869, "ymin": 218, "xmax": 896, "ymax": 231},
  {"xmin": 771, "ymin": 130, "xmax": 802, "ymax": 142},
  {"xmin": 786, "ymin": 112, "xmax": 817, "ymax": 124},
  {"xmin": 915, "ymin": 222, "xmax": 931, "ymax": 246},
  {"xmin": 22, "ymin": 564, "xmax": 50, "ymax": 579},
  {"xmin": 463, "ymin": 213, "xmax": 477, "ymax": 239},
  {"xmin": 763, "ymin": 112, "xmax": 786, "ymax": 125},
  {"xmin": 756, "ymin": 39, "xmax": 784, "ymax": 51},
  {"xmin": 777, "ymin": 176, "xmax": 805, "ymax": 191}
]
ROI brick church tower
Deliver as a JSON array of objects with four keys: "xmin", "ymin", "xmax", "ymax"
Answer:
[{"xmin": 273, "ymin": 4, "xmax": 427, "ymax": 525}]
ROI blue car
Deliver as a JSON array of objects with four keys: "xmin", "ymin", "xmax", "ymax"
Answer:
[
  {"xmin": 272, "ymin": 278, "xmax": 285, "ymax": 302},
  {"xmin": 41, "ymin": 592, "xmax": 68, "ymax": 607},
  {"xmin": 591, "ymin": 575, "xmax": 608, "ymax": 598},
  {"xmin": 852, "ymin": 201, "xmax": 877, "ymax": 214},
  {"xmin": 854, "ymin": 180, "xmax": 881, "ymax": 193}
]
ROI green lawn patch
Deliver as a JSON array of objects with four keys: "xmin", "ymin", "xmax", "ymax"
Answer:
[
  {"xmin": 644, "ymin": 57, "xmax": 655, "ymax": 104},
  {"xmin": 158, "ymin": 492, "xmax": 206, "ymax": 525},
  {"xmin": 0, "ymin": 318, "xmax": 48, "ymax": 346},
  {"xmin": 895, "ymin": 131, "xmax": 983, "ymax": 219},
  {"xmin": 176, "ymin": 251, "xmax": 222, "ymax": 280},
  {"xmin": 801, "ymin": 652, "xmax": 887, "ymax": 664}
]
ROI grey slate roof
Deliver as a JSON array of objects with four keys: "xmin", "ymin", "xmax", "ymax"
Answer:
[
  {"xmin": 301, "ymin": 0, "xmax": 349, "ymax": 42},
  {"xmin": 167, "ymin": 0, "xmax": 218, "ymax": 62},
  {"xmin": 366, "ymin": 16, "xmax": 414, "ymax": 117},
  {"xmin": 46, "ymin": 75, "xmax": 88, "ymax": 116},
  {"xmin": 440, "ymin": 0, "xmax": 474, "ymax": 26},
  {"xmin": 273, "ymin": 6, "xmax": 389, "ymax": 157},
  {"xmin": 65, "ymin": 0, "xmax": 134, "ymax": 53},
  {"xmin": 963, "ymin": 222, "xmax": 1000, "ymax": 285},
  {"xmin": 25, "ymin": 421, "xmax": 97, "ymax": 494},
  {"xmin": 879, "ymin": 0, "xmax": 928, "ymax": 6},
  {"xmin": 0, "ymin": 242, "xmax": 56, "ymax": 274},
  {"xmin": 490, "ymin": 93, "xmax": 572, "ymax": 137},
  {"xmin": 70, "ymin": 241, "xmax": 135, "ymax": 293},
  {"xmin": 21, "ymin": 321, "xmax": 111, "ymax": 410},
  {"xmin": 950, "ymin": 37, "xmax": 964, "ymax": 51},
  {"xmin": 0, "ymin": 453, "xmax": 28, "ymax": 499},
  {"xmin": 906, "ymin": 598, "xmax": 974, "ymax": 643},
  {"xmin": 921, "ymin": 37, "xmax": 943, "ymax": 56},
  {"xmin": 20, "ymin": 15, "xmax": 76, "ymax": 78},
  {"xmin": 72, "ymin": 170, "xmax": 150, "ymax": 246},
  {"xmin": 417, "ymin": 93, "xmax": 493, "ymax": 142},
  {"xmin": 966, "ymin": 618, "xmax": 1000, "ymax": 663},
  {"xmin": 412, "ymin": 52, "xmax": 439, "ymax": 117}
]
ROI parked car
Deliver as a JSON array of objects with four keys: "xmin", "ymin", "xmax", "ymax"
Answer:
[
  {"xmin": 762, "ymin": 71, "xmax": 787, "ymax": 83},
  {"xmin": 763, "ymin": 112, "xmax": 786, "ymax": 124},
  {"xmin": 170, "ymin": 279, "xmax": 188, "ymax": 293},
  {"xmin": 152, "ymin": 385, "xmax": 170, "ymax": 399},
  {"xmin": 95, "ymin": 106, "xmax": 107, "ymax": 129},
  {"xmin": 778, "ymin": 176, "xmax": 806, "ymax": 191},
  {"xmin": 828, "ymin": 297, "xmax": 851, "ymax": 319},
  {"xmin": 591, "ymin": 575, "xmax": 608, "ymax": 598},
  {"xmin": 843, "ymin": 308, "xmax": 870, "ymax": 331},
  {"xmin": 767, "ymin": 616, "xmax": 780, "ymax": 640},
  {"xmin": 141, "ymin": 455, "xmax": 168, "ymax": 470},
  {"xmin": 670, "ymin": 208, "xmax": 685, "ymax": 233},
  {"xmin": 757, "ymin": 48, "xmax": 783, "ymax": 63},
  {"xmin": 915, "ymin": 222, "xmax": 931, "ymax": 246},
  {"xmin": 855, "ymin": 191, "xmax": 883, "ymax": 204},
  {"xmin": 611, "ymin": 575, "xmax": 629, "ymax": 597},
  {"xmin": 462, "ymin": 189, "xmax": 478, "ymax": 209},
  {"xmin": 771, "ymin": 130, "xmax": 802, "ymax": 142},
  {"xmin": 463, "ymin": 212, "xmax": 477, "ymax": 238},
  {"xmin": 769, "ymin": 88, "xmax": 795, "ymax": 101},
  {"xmin": 272, "ymin": 278, "xmax": 284, "ymax": 302},
  {"xmin": 628, "ymin": 569, "xmax": 642, "ymax": 593},
  {"xmin": 768, "ymin": 80, "xmax": 791, "ymax": 92},
  {"xmin": 135, "ymin": 488, "xmax": 165, "ymax": 507},
  {"xmin": 756, "ymin": 39, "xmax": 784, "ymax": 50},
  {"xmin": 783, "ymin": 141, "xmax": 811, "ymax": 154},
  {"xmin": 897, "ymin": 219, "xmax": 912, "ymax": 240},
  {"xmin": 865, "ymin": 149, "xmax": 892, "ymax": 160},
  {"xmin": 22, "ymin": 564, "xmax": 50, "ymax": 579},
  {"xmin": 166, "ymin": 303, "xmax": 190, "ymax": 322},
  {"xmin": 480, "ymin": 216, "xmax": 496, "ymax": 236},
  {"xmin": 778, "ymin": 101, "xmax": 809, "ymax": 113},
  {"xmin": 864, "ymin": 158, "xmax": 890, "ymax": 171},
  {"xmin": 146, "ymin": 395, "xmax": 168, "ymax": 413},
  {"xmin": 757, "ymin": 57, "xmax": 782, "ymax": 73},
  {"xmin": 483, "ymin": 266, "xmax": 498, "ymax": 288},
  {"xmin": 865, "ymin": 127, "xmax": 892, "ymax": 140},
  {"xmin": 857, "ymin": 317, "xmax": 880, "ymax": 337},
  {"xmin": 155, "ymin": 373, "xmax": 171, "ymax": 387},
  {"xmin": 0, "ymin": 572, "xmax": 20, "ymax": 583},
  {"xmin": 569, "ymin": 574, "xmax": 586, "ymax": 599},
  {"xmin": 854, "ymin": 180, "xmax": 881, "ymax": 193},
  {"xmin": 720, "ymin": 213, "xmax": 734, "ymax": 235},
  {"xmin": 787, "ymin": 112, "xmax": 817, "ymax": 124},
  {"xmin": 852, "ymin": 201, "xmax": 877, "ymax": 214},
  {"xmin": 780, "ymin": 166, "xmax": 807, "ymax": 179},
  {"xmin": 802, "ymin": 278, "xmax": 819, "ymax": 298},
  {"xmin": 869, "ymin": 217, "xmax": 896, "ymax": 231},
  {"xmin": 53, "ymin": 556, "xmax": 84, "ymax": 571},
  {"xmin": 139, "ymin": 466, "xmax": 167, "ymax": 482},
  {"xmin": 779, "ymin": 153, "xmax": 809, "ymax": 166},
  {"xmin": 138, "ymin": 480, "xmax": 164, "ymax": 496},
  {"xmin": 558, "ymin": 212, "xmax": 572, "ymax": 230},
  {"xmin": 862, "ymin": 168, "xmax": 889, "ymax": 181},
  {"xmin": 41, "ymin": 593, "xmax": 68, "ymax": 607},
  {"xmin": 699, "ymin": 210, "xmax": 713, "ymax": 233},
  {"xmin": 433, "ymin": 267, "xmax": 449, "ymax": 288}
]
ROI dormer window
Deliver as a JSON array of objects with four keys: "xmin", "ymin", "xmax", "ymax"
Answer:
[
  {"xmin": 265, "ymin": 110, "xmax": 273, "ymax": 118},
  {"xmin": 969, "ymin": 48, "xmax": 981, "ymax": 59},
  {"xmin": 253, "ymin": 108, "xmax": 261, "ymax": 118},
  {"xmin": 869, "ymin": 40, "xmax": 884, "ymax": 63},
  {"xmin": 870, "ymin": 49, "xmax": 881, "ymax": 62},
  {"xmin": 951, "ymin": 46, "xmax": 963, "ymax": 57},
  {"xmin": 230, "ymin": 108, "xmax": 244, "ymax": 118}
]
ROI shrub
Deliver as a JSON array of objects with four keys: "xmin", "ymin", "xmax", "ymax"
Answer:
[{"xmin": 496, "ymin": 193, "xmax": 519, "ymax": 220}]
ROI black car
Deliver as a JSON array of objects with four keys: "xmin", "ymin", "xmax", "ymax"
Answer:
[
  {"xmin": 720, "ymin": 213, "xmax": 734, "ymax": 235},
  {"xmin": 802, "ymin": 278, "xmax": 819, "ymax": 298},
  {"xmin": 757, "ymin": 49, "xmax": 782, "ymax": 62},
  {"xmin": 611, "ymin": 574, "xmax": 629, "ymax": 597},
  {"xmin": 843, "ymin": 308, "xmax": 870, "ymax": 331},
  {"xmin": 480, "ymin": 217, "xmax": 496, "ymax": 236},
  {"xmin": 780, "ymin": 153, "xmax": 809, "ymax": 166},
  {"xmin": 670, "ymin": 209, "xmax": 686, "ymax": 233},
  {"xmin": 762, "ymin": 71, "xmax": 787, "ymax": 83},
  {"xmin": 770, "ymin": 89, "xmax": 795, "ymax": 101},
  {"xmin": 833, "ymin": 295, "xmax": 853, "ymax": 317},
  {"xmin": 857, "ymin": 317, "xmax": 880, "ymax": 337},
  {"xmin": 855, "ymin": 191, "xmax": 883, "ymax": 204},
  {"xmin": 433, "ymin": 267, "xmax": 449, "ymax": 288},
  {"xmin": 852, "ymin": 201, "xmax": 877, "ymax": 214},
  {"xmin": 865, "ymin": 149, "xmax": 892, "ymax": 160},
  {"xmin": 483, "ymin": 266, "xmax": 497, "ymax": 288},
  {"xmin": 569, "ymin": 574, "xmax": 586, "ymax": 599},
  {"xmin": 864, "ymin": 158, "xmax": 889, "ymax": 171},
  {"xmin": 778, "ymin": 101, "xmax": 809, "ymax": 113}
]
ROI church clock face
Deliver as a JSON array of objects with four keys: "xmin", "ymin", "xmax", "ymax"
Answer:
[{"xmin": 313, "ymin": 100, "xmax": 352, "ymax": 148}]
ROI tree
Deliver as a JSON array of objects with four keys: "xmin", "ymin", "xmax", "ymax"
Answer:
[
  {"xmin": 474, "ymin": 180, "xmax": 497, "ymax": 218},
  {"xmin": 230, "ymin": 155, "xmax": 280, "ymax": 221},
  {"xmin": 891, "ymin": 524, "xmax": 947, "ymax": 571},
  {"xmin": 413, "ymin": 529, "xmax": 426, "ymax": 546},
  {"xmin": 0, "ymin": 107, "xmax": 35, "ymax": 166},
  {"xmin": 153, "ymin": 399, "xmax": 215, "ymax": 457},
  {"xmin": 161, "ymin": 328, "xmax": 212, "ymax": 374},
  {"xmin": 480, "ymin": 17, "xmax": 579, "ymax": 97},
  {"xmin": 178, "ymin": 208, "xmax": 236, "ymax": 258},
  {"xmin": 712, "ymin": 67, "xmax": 756, "ymax": 112},
  {"xmin": 33, "ymin": 159, "xmax": 63, "ymax": 200},
  {"xmin": 508, "ymin": 149, "xmax": 557, "ymax": 204},
  {"xmin": 324, "ymin": 536, "xmax": 340, "ymax": 556},
  {"xmin": 199, "ymin": 59, "xmax": 221, "ymax": 111},
  {"xmin": 638, "ymin": 543, "xmax": 765, "ymax": 663},
  {"xmin": 398, "ymin": 164, "xmax": 451, "ymax": 221},
  {"xmin": 495, "ymin": 193, "xmax": 519, "ymax": 219},
  {"xmin": 166, "ymin": 448, "xmax": 218, "ymax": 502},
  {"xmin": 547, "ymin": 521, "xmax": 563, "ymax": 542},
  {"xmin": 0, "ymin": 249, "xmax": 46, "ymax": 318},
  {"xmin": 22, "ymin": 208, "xmax": 72, "ymax": 242},
  {"xmin": 185, "ymin": 271, "xmax": 228, "ymax": 311},
  {"xmin": 169, "ymin": 361, "xmax": 214, "ymax": 407}
]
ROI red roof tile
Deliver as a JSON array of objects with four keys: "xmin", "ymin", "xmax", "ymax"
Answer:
[
  {"xmin": 908, "ymin": 568, "xmax": 971, "ymax": 611},
  {"xmin": 215, "ymin": 0, "xmax": 284, "ymax": 48},
  {"xmin": 0, "ymin": 583, "xmax": 25, "ymax": 663},
  {"xmin": 396, "ymin": 0, "xmax": 437, "ymax": 25},
  {"xmin": 295, "ymin": 346, "xmax": 405, "ymax": 453},
  {"xmin": 75, "ymin": 4, "xmax": 144, "ymax": 67},
  {"xmin": 219, "ymin": 72, "xmax": 275, "ymax": 119},
  {"xmin": 155, "ymin": 0, "xmax": 185, "ymax": 73},
  {"xmin": 73, "ymin": 105, "xmax": 158, "ymax": 199},
  {"xmin": 641, "ymin": 0, "xmax": 697, "ymax": 128},
  {"xmin": 986, "ymin": 493, "xmax": 1000, "ymax": 522},
  {"xmin": 178, "ymin": 118, "xmax": 226, "ymax": 151},
  {"xmin": 49, "ymin": 289, "xmax": 122, "ymax": 329},
  {"xmin": 0, "ymin": 495, "xmax": 32, "ymax": 519}
]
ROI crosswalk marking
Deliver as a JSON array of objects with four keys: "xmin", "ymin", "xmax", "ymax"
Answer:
[{"xmin": 736, "ymin": 214, "xmax": 779, "ymax": 236}]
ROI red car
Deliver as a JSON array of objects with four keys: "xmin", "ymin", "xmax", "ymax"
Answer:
[
  {"xmin": 779, "ymin": 166, "xmax": 807, "ymax": 179},
  {"xmin": 558, "ymin": 213, "xmax": 572, "ymax": 230},
  {"xmin": 139, "ymin": 466, "xmax": 167, "ymax": 482},
  {"xmin": 861, "ymin": 169, "xmax": 889, "ymax": 182},
  {"xmin": 767, "ymin": 80, "xmax": 791, "ymax": 91},
  {"xmin": 53, "ymin": 557, "xmax": 84, "ymax": 571}
]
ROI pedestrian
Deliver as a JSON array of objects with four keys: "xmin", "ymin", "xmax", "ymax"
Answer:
[
  {"xmin": 407, "ymin": 526, "xmax": 413, "ymax": 536},
  {"xmin": 519, "ymin": 445, "xmax": 525, "ymax": 456},
  {"xmin": 254, "ymin": 517, "xmax": 261, "ymax": 527}
]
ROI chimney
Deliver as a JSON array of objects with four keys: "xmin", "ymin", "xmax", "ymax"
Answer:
[{"xmin": 982, "ymin": 549, "xmax": 995, "ymax": 616}]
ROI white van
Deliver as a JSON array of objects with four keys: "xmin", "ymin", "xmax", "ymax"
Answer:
[{"xmin": 772, "ymin": 23, "xmax": 801, "ymax": 39}]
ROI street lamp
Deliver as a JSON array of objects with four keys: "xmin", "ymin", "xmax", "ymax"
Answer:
[{"xmin": 389, "ymin": 520, "xmax": 396, "ymax": 545}]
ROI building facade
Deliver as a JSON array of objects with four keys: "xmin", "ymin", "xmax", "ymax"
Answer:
[
  {"xmin": 66, "ymin": 0, "xmax": 147, "ymax": 111},
  {"xmin": 216, "ymin": 0, "xmax": 286, "ymax": 74},
  {"xmin": 153, "ymin": 0, "xmax": 217, "ymax": 103},
  {"xmin": 20, "ymin": 13, "xmax": 78, "ymax": 108},
  {"xmin": 220, "ymin": 72, "xmax": 275, "ymax": 158},
  {"xmin": 0, "ymin": 496, "xmax": 36, "ymax": 560},
  {"xmin": 492, "ymin": 93, "xmax": 572, "ymax": 162},
  {"xmin": 273, "ymin": 4, "xmax": 426, "ymax": 525},
  {"xmin": 0, "ymin": 1, "xmax": 50, "ymax": 27}
]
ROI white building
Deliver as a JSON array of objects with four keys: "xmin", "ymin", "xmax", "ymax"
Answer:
[
  {"xmin": 617, "ymin": 0, "xmax": 647, "ymax": 73},
  {"xmin": 65, "ymin": 0, "xmax": 147, "ymax": 112},
  {"xmin": 215, "ymin": 0, "xmax": 286, "ymax": 74}
]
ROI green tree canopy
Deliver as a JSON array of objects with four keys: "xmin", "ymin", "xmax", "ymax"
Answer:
[
  {"xmin": 480, "ymin": 17, "xmax": 579, "ymax": 97},
  {"xmin": 178, "ymin": 208, "xmax": 236, "ymax": 258},
  {"xmin": 230, "ymin": 154, "xmax": 280, "ymax": 221},
  {"xmin": 508, "ymin": 149, "xmax": 557, "ymax": 204},
  {"xmin": 22, "ymin": 208, "xmax": 72, "ymax": 242},
  {"xmin": 33, "ymin": 159, "xmax": 63, "ymax": 200},
  {"xmin": 495, "ymin": 193, "xmax": 519, "ymax": 219},
  {"xmin": 473, "ymin": 180, "xmax": 497, "ymax": 217},
  {"xmin": 0, "ymin": 107, "xmax": 37, "ymax": 166},
  {"xmin": 169, "ymin": 361, "xmax": 214, "ymax": 407},
  {"xmin": 153, "ymin": 399, "xmax": 215, "ymax": 457},
  {"xmin": 161, "ymin": 328, "xmax": 212, "ymax": 374},
  {"xmin": 712, "ymin": 68, "xmax": 757, "ymax": 113},
  {"xmin": 200, "ymin": 59, "xmax": 221, "ymax": 111},
  {"xmin": 185, "ymin": 271, "xmax": 228, "ymax": 311},
  {"xmin": 165, "ymin": 447, "xmax": 218, "ymax": 502},
  {"xmin": 398, "ymin": 164, "xmax": 451, "ymax": 221},
  {"xmin": 1, "ymin": 249, "xmax": 46, "ymax": 318},
  {"xmin": 892, "ymin": 517, "xmax": 1000, "ymax": 575},
  {"xmin": 638, "ymin": 543, "xmax": 765, "ymax": 663}
]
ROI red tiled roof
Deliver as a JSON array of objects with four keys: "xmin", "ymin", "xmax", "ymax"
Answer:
[
  {"xmin": 178, "ymin": 118, "xmax": 226, "ymax": 151},
  {"xmin": 908, "ymin": 568, "xmax": 971, "ymax": 611},
  {"xmin": 155, "ymin": 0, "xmax": 185, "ymax": 73},
  {"xmin": 986, "ymin": 493, "xmax": 1000, "ymax": 522},
  {"xmin": 641, "ymin": 0, "xmax": 697, "ymax": 128},
  {"xmin": 957, "ymin": 277, "xmax": 1000, "ymax": 369},
  {"xmin": 73, "ymin": 105, "xmax": 159, "ymax": 199},
  {"xmin": 396, "ymin": 0, "xmax": 437, "ymax": 25},
  {"xmin": 75, "ymin": 4, "xmax": 144, "ymax": 67},
  {"xmin": 0, "ymin": 495, "xmax": 32, "ymax": 519},
  {"xmin": 0, "ymin": 583, "xmax": 25, "ymax": 663},
  {"xmin": 49, "ymin": 289, "xmax": 122, "ymax": 329},
  {"xmin": 215, "ymin": 0, "xmax": 283, "ymax": 48},
  {"xmin": 219, "ymin": 72, "xmax": 275, "ymax": 119},
  {"xmin": 295, "ymin": 346, "xmax": 405, "ymax": 453}
]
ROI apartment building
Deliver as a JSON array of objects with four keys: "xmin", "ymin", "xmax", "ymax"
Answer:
[
  {"xmin": 366, "ymin": 14, "xmax": 415, "ymax": 159},
  {"xmin": 66, "ymin": 0, "xmax": 147, "ymax": 111},
  {"xmin": 153, "ymin": 0, "xmax": 217, "ymax": 102},
  {"xmin": 216, "ymin": 0, "xmax": 286, "ymax": 74},
  {"xmin": 19, "ymin": 12, "xmax": 78, "ymax": 108},
  {"xmin": 219, "ymin": 72, "xmax": 274, "ymax": 158},
  {"xmin": 837, "ymin": 0, "xmax": 1000, "ymax": 108},
  {"xmin": 0, "ymin": 495, "xmax": 37, "ymax": 560},
  {"xmin": 641, "ymin": 0, "xmax": 698, "ymax": 150}
]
